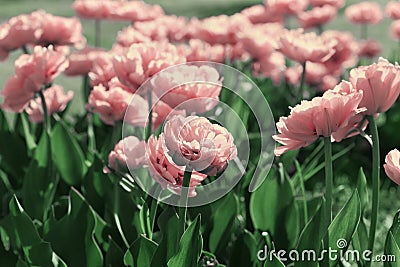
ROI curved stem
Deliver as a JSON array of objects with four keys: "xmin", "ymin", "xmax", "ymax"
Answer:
[
  {"xmin": 178, "ymin": 168, "xmax": 192, "ymax": 240},
  {"xmin": 145, "ymin": 90, "xmax": 153, "ymax": 140},
  {"xmin": 367, "ymin": 116, "xmax": 380, "ymax": 266},
  {"xmin": 323, "ymin": 137, "xmax": 333, "ymax": 254},
  {"xmin": 298, "ymin": 61, "xmax": 307, "ymax": 102}
]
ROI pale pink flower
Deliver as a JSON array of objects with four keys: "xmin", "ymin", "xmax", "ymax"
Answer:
[
  {"xmin": 89, "ymin": 52, "xmax": 116, "ymax": 87},
  {"xmin": 152, "ymin": 65, "xmax": 222, "ymax": 114},
  {"xmin": 327, "ymin": 81, "xmax": 368, "ymax": 141},
  {"xmin": 298, "ymin": 5, "xmax": 337, "ymax": 29},
  {"xmin": 273, "ymin": 81, "xmax": 365, "ymax": 156},
  {"xmin": 321, "ymin": 30, "xmax": 359, "ymax": 75},
  {"xmin": 238, "ymin": 25, "xmax": 276, "ymax": 60},
  {"xmin": 1, "ymin": 75, "xmax": 35, "ymax": 112},
  {"xmin": 309, "ymin": 0, "xmax": 344, "ymax": 7},
  {"xmin": 34, "ymin": 10, "xmax": 86, "ymax": 48},
  {"xmin": 87, "ymin": 84, "xmax": 133, "ymax": 125},
  {"xmin": 147, "ymin": 134, "xmax": 207, "ymax": 197},
  {"xmin": 0, "ymin": 13, "xmax": 42, "ymax": 59},
  {"xmin": 384, "ymin": 149, "xmax": 400, "ymax": 185},
  {"xmin": 133, "ymin": 15, "xmax": 188, "ymax": 42},
  {"xmin": 25, "ymin": 85, "xmax": 73, "ymax": 123},
  {"xmin": 386, "ymin": 1, "xmax": 400, "ymax": 20},
  {"xmin": 265, "ymin": 0, "xmax": 309, "ymax": 16},
  {"xmin": 390, "ymin": 20, "xmax": 400, "ymax": 40},
  {"xmin": 108, "ymin": 136, "xmax": 147, "ymax": 172},
  {"xmin": 14, "ymin": 45, "xmax": 68, "ymax": 91},
  {"xmin": 116, "ymin": 26, "xmax": 153, "ymax": 47},
  {"xmin": 345, "ymin": 2, "xmax": 383, "ymax": 25},
  {"xmin": 349, "ymin": 57, "xmax": 400, "ymax": 115},
  {"xmin": 181, "ymin": 39, "xmax": 225, "ymax": 63},
  {"xmin": 163, "ymin": 115, "xmax": 237, "ymax": 176},
  {"xmin": 319, "ymin": 75, "xmax": 339, "ymax": 92},
  {"xmin": 224, "ymin": 43, "xmax": 249, "ymax": 62},
  {"xmin": 190, "ymin": 14, "xmax": 251, "ymax": 45},
  {"xmin": 109, "ymin": 1, "xmax": 164, "ymax": 22},
  {"xmin": 240, "ymin": 5, "xmax": 283, "ymax": 24},
  {"xmin": 72, "ymin": 0, "xmax": 116, "ymax": 20},
  {"xmin": 113, "ymin": 42, "xmax": 186, "ymax": 92},
  {"xmin": 252, "ymin": 52, "xmax": 286, "ymax": 85},
  {"xmin": 152, "ymin": 100, "xmax": 186, "ymax": 130},
  {"xmin": 64, "ymin": 47, "xmax": 108, "ymax": 76},
  {"xmin": 279, "ymin": 29, "xmax": 336, "ymax": 63},
  {"xmin": 357, "ymin": 39, "xmax": 381, "ymax": 58},
  {"xmin": 285, "ymin": 62, "xmax": 329, "ymax": 87}
]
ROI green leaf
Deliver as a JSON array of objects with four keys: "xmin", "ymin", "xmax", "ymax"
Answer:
[
  {"xmin": 0, "ymin": 227, "xmax": 17, "ymax": 266},
  {"xmin": 167, "ymin": 215, "xmax": 203, "ymax": 267},
  {"xmin": 229, "ymin": 230, "xmax": 258, "ymax": 267},
  {"xmin": 21, "ymin": 133, "xmax": 56, "ymax": 220},
  {"xmin": 384, "ymin": 210, "xmax": 400, "ymax": 267},
  {"xmin": 209, "ymin": 193, "xmax": 238, "ymax": 254},
  {"xmin": 105, "ymin": 237, "xmax": 124, "ymax": 267},
  {"xmin": 124, "ymin": 235, "xmax": 158, "ymax": 267},
  {"xmin": 51, "ymin": 122, "xmax": 88, "ymax": 185},
  {"xmin": 9, "ymin": 196, "xmax": 67, "ymax": 267},
  {"xmin": 264, "ymin": 254, "xmax": 285, "ymax": 267},
  {"xmin": 0, "ymin": 109, "xmax": 9, "ymax": 131},
  {"xmin": 384, "ymin": 233, "xmax": 400, "ymax": 267},
  {"xmin": 250, "ymin": 169, "xmax": 294, "ymax": 247},
  {"xmin": 357, "ymin": 168, "xmax": 368, "ymax": 212},
  {"xmin": 151, "ymin": 207, "xmax": 179, "ymax": 267},
  {"xmin": 0, "ymin": 130, "xmax": 29, "ymax": 178},
  {"xmin": 44, "ymin": 188, "xmax": 103, "ymax": 266},
  {"xmin": 327, "ymin": 189, "xmax": 361, "ymax": 267},
  {"xmin": 294, "ymin": 200, "xmax": 325, "ymax": 267},
  {"xmin": 20, "ymin": 112, "xmax": 37, "ymax": 152}
]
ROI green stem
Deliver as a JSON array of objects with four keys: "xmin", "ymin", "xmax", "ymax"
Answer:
[
  {"xmin": 145, "ymin": 90, "xmax": 153, "ymax": 140},
  {"xmin": 323, "ymin": 137, "xmax": 333, "ymax": 257},
  {"xmin": 295, "ymin": 160, "xmax": 308, "ymax": 224},
  {"xmin": 367, "ymin": 116, "xmax": 380, "ymax": 265},
  {"xmin": 94, "ymin": 20, "xmax": 101, "ymax": 47},
  {"xmin": 38, "ymin": 89, "xmax": 50, "ymax": 136},
  {"xmin": 298, "ymin": 61, "xmax": 307, "ymax": 102},
  {"xmin": 361, "ymin": 24, "xmax": 368, "ymax": 40},
  {"xmin": 178, "ymin": 168, "xmax": 192, "ymax": 239},
  {"xmin": 113, "ymin": 182, "xmax": 130, "ymax": 249}
]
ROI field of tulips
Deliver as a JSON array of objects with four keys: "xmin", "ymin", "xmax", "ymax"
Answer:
[{"xmin": 1, "ymin": 0, "xmax": 400, "ymax": 266}]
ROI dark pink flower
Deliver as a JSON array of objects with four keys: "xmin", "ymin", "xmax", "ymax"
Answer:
[
  {"xmin": 25, "ymin": 85, "xmax": 73, "ymax": 123},
  {"xmin": 147, "ymin": 134, "xmax": 207, "ymax": 197},
  {"xmin": 386, "ymin": 1, "xmax": 400, "ymax": 20},
  {"xmin": 357, "ymin": 39, "xmax": 381, "ymax": 58},
  {"xmin": 1, "ymin": 75, "xmax": 35, "ymax": 112},
  {"xmin": 390, "ymin": 20, "xmax": 400, "ymax": 40}
]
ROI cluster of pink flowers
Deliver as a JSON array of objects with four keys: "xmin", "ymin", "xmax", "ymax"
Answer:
[
  {"xmin": 73, "ymin": 0, "xmax": 164, "ymax": 21},
  {"xmin": 275, "ymin": 57, "xmax": 400, "ymax": 176},
  {"xmin": 1, "ymin": 46, "xmax": 72, "ymax": 116},
  {"xmin": 386, "ymin": 1, "xmax": 400, "ymax": 40},
  {"xmin": 0, "ymin": 10, "xmax": 85, "ymax": 61}
]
